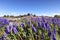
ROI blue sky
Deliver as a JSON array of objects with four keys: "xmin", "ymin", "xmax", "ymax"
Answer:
[{"xmin": 0, "ymin": 0, "xmax": 60, "ymax": 16}]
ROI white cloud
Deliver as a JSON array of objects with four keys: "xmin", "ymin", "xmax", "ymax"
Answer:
[
  {"xmin": 51, "ymin": 13, "xmax": 60, "ymax": 17},
  {"xmin": 36, "ymin": 12, "xmax": 60, "ymax": 17}
]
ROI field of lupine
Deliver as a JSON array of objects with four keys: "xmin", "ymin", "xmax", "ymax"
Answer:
[{"xmin": 0, "ymin": 16, "xmax": 60, "ymax": 40}]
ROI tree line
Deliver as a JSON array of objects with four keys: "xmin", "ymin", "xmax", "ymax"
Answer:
[{"xmin": 3, "ymin": 13, "xmax": 36, "ymax": 18}]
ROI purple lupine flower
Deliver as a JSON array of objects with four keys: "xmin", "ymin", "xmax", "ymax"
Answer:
[
  {"xmin": 10, "ymin": 25, "xmax": 13, "ymax": 31},
  {"xmin": 0, "ymin": 36, "xmax": 5, "ymax": 40},
  {"xmin": 0, "ymin": 32, "xmax": 7, "ymax": 40},
  {"xmin": 41, "ymin": 33, "xmax": 44, "ymax": 39},
  {"xmin": 52, "ymin": 34, "xmax": 56, "ymax": 40},
  {"xmin": 52, "ymin": 18, "xmax": 57, "ymax": 26},
  {"xmin": 31, "ymin": 25, "xmax": 36, "ymax": 32},
  {"xmin": 43, "ymin": 23, "xmax": 47, "ymax": 29},
  {"xmin": 20, "ymin": 23, "xmax": 24, "ymax": 27},
  {"xmin": 2, "ymin": 18, "xmax": 9, "ymax": 24},
  {"xmin": 45, "ymin": 22, "xmax": 51, "ymax": 31},
  {"xmin": 0, "ymin": 18, "xmax": 9, "ymax": 27},
  {"xmin": 41, "ymin": 21, "xmax": 44, "ymax": 27},
  {"xmin": 0, "ymin": 24, "xmax": 3, "ymax": 28},
  {"xmin": 0, "ymin": 36, "xmax": 4, "ymax": 40},
  {"xmin": 37, "ymin": 22, "xmax": 41, "ymax": 27},
  {"xmin": 12, "ymin": 24, "xmax": 16, "ymax": 27},
  {"xmin": 57, "ymin": 21, "xmax": 60, "ymax": 27},
  {"xmin": 35, "ymin": 17, "xmax": 40, "ymax": 22},
  {"xmin": 41, "ymin": 16, "xmax": 45, "ymax": 22},
  {"xmin": 12, "ymin": 27, "xmax": 18, "ymax": 34},
  {"xmin": 41, "ymin": 21, "xmax": 46, "ymax": 29},
  {"xmin": 47, "ymin": 30, "xmax": 51, "ymax": 37},
  {"xmin": 2, "ymin": 19, "xmax": 9, "ymax": 25},
  {"xmin": 3, "ymin": 32, "xmax": 7, "ymax": 38},
  {"xmin": 54, "ymin": 28, "xmax": 56, "ymax": 35},
  {"xmin": 45, "ymin": 22, "xmax": 48, "ymax": 29},
  {"xmin": 5, "ymin": 26, "xmax": 11, "ymax": 34},
  {"xmin": 56, "ymin": 18, "xmax": 60, "ymax": 27},
  {"xmin": 12, "ymin": 22, "xmax": 18, "ymax": 27},
  {"xmin": 27, "ymin": 21, "xmax": 30, "ymax": 25},
  {"xmin": 52, "ymin": 18, "xmax": 55, "ymax": 24},
  {"xmin": 45, "ymin": 18, "xmax": 50, "ymax": 23},
  {"xmin": 1, "ymin": 32, "xmax": 7, "ymax": 40}
]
